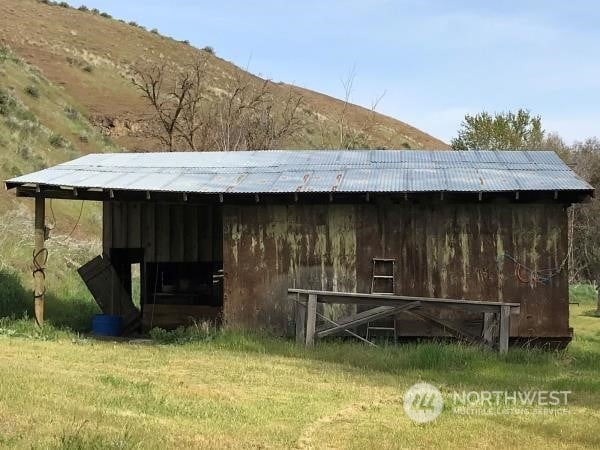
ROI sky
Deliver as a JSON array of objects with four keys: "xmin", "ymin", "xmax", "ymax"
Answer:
[{"xmin": 76, "ymin": 0, "xmax": 600, "ymax": 144}]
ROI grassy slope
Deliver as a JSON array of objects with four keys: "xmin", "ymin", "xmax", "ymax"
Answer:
[
  {"xmin": 0, "ymin": 0, "xmax": 448, "ymax": 151},
  {"xmin": 0, "ymin": 47, "xmax": 110, "ymax": 326},
  {"xmin": 0, "ymin": 288, "xmax": 597, "ymax": 449}
]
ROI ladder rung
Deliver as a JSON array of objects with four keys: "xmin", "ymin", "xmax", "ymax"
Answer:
[
  {"xmin": 373, "ymin": 258, "xmax": 396, "ymax": 262},
  {"xmin": 367, "ymin": 327, "xmax": 395, "ymax": 331},
  {"xmin": 371, "ymin": 292, "xmax": 394, "ymax": 295},
  {"xmin": 373, "ymin": 275, "xmax": 394, "ymax": 279}
]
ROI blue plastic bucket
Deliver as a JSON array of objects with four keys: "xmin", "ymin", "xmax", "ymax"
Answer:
[{"xmin": 92, "ymin": 314, "xmax": 122, "ymax": 336}]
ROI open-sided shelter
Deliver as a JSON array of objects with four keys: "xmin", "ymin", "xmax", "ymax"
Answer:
[{"xmin": 5, "ymin": 150, "xmax": 593, "ymax": 346}]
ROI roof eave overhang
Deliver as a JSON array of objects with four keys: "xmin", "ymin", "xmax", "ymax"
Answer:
[{"xmin": 9, "ymin": 182, "xmax": 595, "ymax": 205}]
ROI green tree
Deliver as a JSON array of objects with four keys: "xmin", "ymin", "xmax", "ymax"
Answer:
[
  {"xmin": 451, "ymin": 109, "xmax": 544, "ymax": 150},
  {"xmin": 567, "ymin": 138, "xmax": 600, "ymax": 284}
]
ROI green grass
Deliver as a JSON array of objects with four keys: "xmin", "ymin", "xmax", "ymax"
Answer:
[{"xmin": 0, "ymin": 287, "xmax": 597, "ymax": 448}]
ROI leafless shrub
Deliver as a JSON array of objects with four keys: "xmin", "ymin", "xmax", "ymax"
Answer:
[{"xmin": 131, "ymin": 59, "xmax": 304, "ymax": 151}]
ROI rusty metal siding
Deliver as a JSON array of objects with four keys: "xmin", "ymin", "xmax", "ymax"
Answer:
[
  {"xmin": 222, "ymin": 200, "xmax": 569, "ymax": 338},
  {"xmin": 222, "ymin": 204, "xmax": 358, "ymax": 331}
]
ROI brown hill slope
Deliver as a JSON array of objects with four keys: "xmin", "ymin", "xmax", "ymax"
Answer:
[{"xmin": 0, "ymin": 0, "xmax": 447, "ymax": 151}]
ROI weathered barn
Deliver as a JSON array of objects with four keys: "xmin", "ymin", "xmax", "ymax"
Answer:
[{"xmin": 5, "ymin": 150, "xmax": 594, "ymax": 346}]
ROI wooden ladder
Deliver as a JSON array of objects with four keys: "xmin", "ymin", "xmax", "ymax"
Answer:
[{"xmin": 366, "ymin": 258, "xmax": 397, "ymax": 341}]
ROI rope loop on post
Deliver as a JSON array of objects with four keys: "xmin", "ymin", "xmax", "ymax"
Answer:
[{"xmin": 32, "ymin": 247, "xmax": 48, "ymax": 299}]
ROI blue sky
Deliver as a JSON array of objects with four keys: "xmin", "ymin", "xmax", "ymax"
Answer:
[{"xmin": 77, "ymin": 1, "xmax": 600, "ymax": 144}]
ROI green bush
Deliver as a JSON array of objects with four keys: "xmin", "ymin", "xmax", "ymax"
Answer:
[
  {"xmin": 0, "ymin": 268, "xmax": 31, "ymax": 318},
  {"xmin": 150, "ymin": 321, "xmax": 215, "ymax": 344},
  {"xmin": 0, "ymin": 88, "xmax": 17, "ymax": 115},
  {"xmin": 202, "ymin": 46, "xmax": 215, "ymax": 55},
  {"xmin": 58, "ymin": 1, "xmax": 70, "ymax": 8},
  {"xmin": 0, "ymin": 47, "xmax": 18, "ymax": 64},
  {"xmin": 570, "ymin": 284, "xmax": 598, "ymax": 305},
  {"xmin": 82, "ymin": 64, "xmax": 93, "ymax": 73},
  {"xmin": 150, "ymin": 28, "xmax": 159, "ymax": 34},
  {"xmin": 128, "ymin": 21, "xmax": 138, "ymax": 27},
  {"xmin": 17, "ymin": 145, "xmax": 33, "ymax": 160},
  {"xmin": 181, "ymin": 40, "xmax": 190, "ymax": 45},
  {"xmin": 64, "ymin": 105, "xmax": 79, "ymax": 120},
  {"xmin": 78, "ymin": 5, "xmax": 89, "ymax": 12},
  {"xmin": 91, "ymin": 8, "xmax": 99, "ymax": 14},
  {"xmin": 49, "ymin": 133, "xmax": 68, "ymax": 148},
  {"xmin": 99, "ymin": 12, "xmax": 112, "ymax": 19},
  {"xmin": 24, "ymin": 85, "xmax": 40, "ymax": 98}
]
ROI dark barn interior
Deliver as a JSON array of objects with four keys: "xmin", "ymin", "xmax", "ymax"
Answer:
[
  {"xmin": 5, "ymin": 150, "xmax": 594, "ymax": 347},
  {"xmin": 102, "ymin": 202, "xmax": 223, "ymax": 331}
]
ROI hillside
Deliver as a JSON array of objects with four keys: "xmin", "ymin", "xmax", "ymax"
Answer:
[
  {"xmin": 0, "ymin": 0, "xmax": 447, "ymax": 152},
  {"xmin": 0, "ymin": 0, "xmax": 446, "ymax": 321}
]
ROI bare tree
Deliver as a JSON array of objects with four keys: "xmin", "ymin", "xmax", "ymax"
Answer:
[
  {"xmin": 245, "ymin": 85, "xmax": 304, "ymax": 150},
  {"xmin": 174, "ymin": 60, "xmax": 209, "ymax": 151},
  {"xmin": 131, "ymin": 60, "xmax": 304, "ymax": 152},
  {"xmin": 322, "ymin": 66, "xmax": 386, "ymax": 150},
  {"xmin": 131, "ymin": 60, "xmax": 206, "ymax": 151},
  {"xmin": 338, "ymin": 66, "xmax": 356, "ymax": 148}
]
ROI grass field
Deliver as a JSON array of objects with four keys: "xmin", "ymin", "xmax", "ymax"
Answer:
[{"xmin": 0, "ymin": 286, "xmax": 598, "ymax": 449}]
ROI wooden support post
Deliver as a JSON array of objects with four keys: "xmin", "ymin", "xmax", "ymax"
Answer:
[
  {"xmin": 33, "ymin": 196, "xmax": 46, "ymax": 327},
  {"xmin": 499, "ymin": 305, "xmax": 510, "ymax": 353},
  {"xmin": 482, "ymin": 312, "xmax": 497, "ymax": 347},
  {"xmin": 305, "ymin": 294, "xmax": 317, "ymax": 346},
  {"xmin": 295, "ymin": 296, "xmax": 306, "ymax": 344}
]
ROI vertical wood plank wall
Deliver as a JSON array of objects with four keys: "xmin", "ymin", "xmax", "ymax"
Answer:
[{"xmin": 103, "ymin": 202, "xmax": 215, "ymax": 263}]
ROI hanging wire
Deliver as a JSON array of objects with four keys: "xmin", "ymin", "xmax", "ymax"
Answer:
[
  {"xmin": 497, "ymin": 253, "xmax": 568, "ymax": 288},
  {"xmin": 45, "ymin": 199, "xmax": 84, "ymax": 240},
  {"xmin": 65, "ymin": 201, "xmax": 85, "ymax": 240},
  {"xmin": 497, "ymin": 208, "xmax": 574, "ymax": 289},
  {"xmin": 47, "ymin": 199, "xmax": 56, "ymax": 231}
]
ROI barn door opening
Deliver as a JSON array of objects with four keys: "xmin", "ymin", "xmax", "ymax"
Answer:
[{"xmin": 142, "ymin": 204, "xmax": 223, "ymax": 331}]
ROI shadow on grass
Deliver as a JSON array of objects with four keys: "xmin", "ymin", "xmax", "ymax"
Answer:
[
  {"xmin": 0, "ymin": 267, "xmax": 31, "ymax": 318},
  {"xmin": 45, "ymin": 291, "xmax": 99, "ymax": 332},
  {"xmin": 0, "ymin": 266, "xmax": 98, "ymax": 332}
]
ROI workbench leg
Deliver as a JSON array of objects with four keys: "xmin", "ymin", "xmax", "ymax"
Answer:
[
  {"xmin": 305, "ymin": 294, "xmax": 317, "ymax": 347},
  {"xmin": 499, "ymin": 305, "xmax": 510, "ymax": 353},
  {"xmin": 295, "ymin": 297, "xmax": 306, "ymax": 344},
  {"xmin": 483, "ymin": 312, "xmax": 497, "ymax": 347}
]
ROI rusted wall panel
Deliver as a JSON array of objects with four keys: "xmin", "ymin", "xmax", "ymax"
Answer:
[
  {"xmin": 223, "ymin": 204, "xmax": 358, "ymax": 332},
  {"xmin": 223, "ymin": 200, "xmax": 569, "ymax": 338}
]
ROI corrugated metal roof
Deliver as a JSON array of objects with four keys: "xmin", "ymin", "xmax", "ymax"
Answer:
[{"xmin": 5, "ymin": 150, "xmax": 593, "ymax": 194}]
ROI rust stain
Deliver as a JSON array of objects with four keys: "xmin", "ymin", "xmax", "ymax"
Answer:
[{"xmin": 221, "ymin": 201, "xmax": 570, "ymax": 340}]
